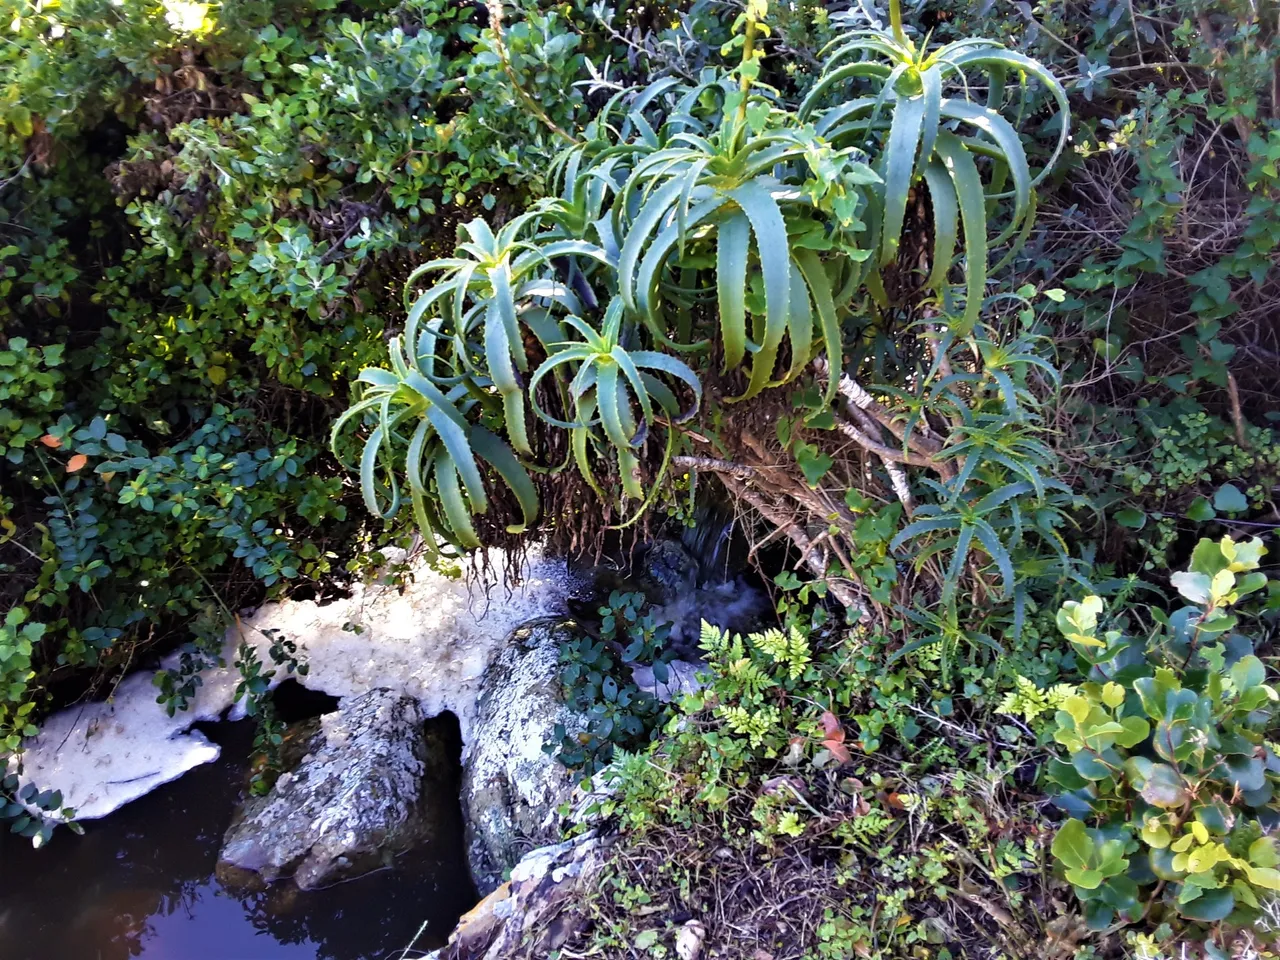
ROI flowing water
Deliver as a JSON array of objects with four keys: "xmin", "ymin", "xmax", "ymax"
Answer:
[{"xmin": 0, "ymin": 720, "xmax": 476, "ymax": 960}]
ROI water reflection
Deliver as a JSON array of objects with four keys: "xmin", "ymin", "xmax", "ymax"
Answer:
[{"xmin": 0, "ymin": 721, "xmax": 476, "ymax": 960}]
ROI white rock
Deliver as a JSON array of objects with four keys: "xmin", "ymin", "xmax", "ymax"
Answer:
[
  {"xmin": 631, "ymin": 659, "xmax": 707, "ymax": 702},
  {"xmin": 228, "ymin": 548, "xmax": 568, "ymax": 749},
  {"xmin": 15, "ymin": 648, "xmax": 238, "ymax": 820},
  {"xmin": 18, "ymin": 548, "xmax": 568, "ymax": 819}
]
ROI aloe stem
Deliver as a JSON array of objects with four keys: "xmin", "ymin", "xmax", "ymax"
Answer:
[
  {"xmin": 740, "ymin": 12, "xmax": 758, "ymax": 95},
  {"xmin": 889, "ymin": 0, "xmax": 906, "ymax": 46},
  {"xmin": 734, "ymin": 2, "xmax": 762, "ymax": 132},
  {"xmin": 486, "ymin": 0, "xmax": 578, "ymax": 145}
]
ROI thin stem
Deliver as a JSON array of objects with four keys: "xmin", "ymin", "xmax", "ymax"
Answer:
[
  {"xmin": 889, "ymin": 0, "xmax": 906, "ymax": 47},
  {"xmin": 486, "ymin": 0, "xmax": 578, "ymax": 145},
  {"xmin": 735, "ymin": 1, "xmax": 762, "ymax": 129}
]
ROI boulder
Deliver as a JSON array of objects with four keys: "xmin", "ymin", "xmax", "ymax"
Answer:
[
  {"xmin": 427, "ymin": 832, "xmax": 613, "ymax": 960},
  {"xmin": 461, "ymin": 620, "xmax": 587, "ymax": 894},
  {"xmin": 218, "ymin": 688, "xmax": 451, "ymax": 890},
  {"xmin": 631, "ymin": 658, "xmax": 706, "ymax": 702}
]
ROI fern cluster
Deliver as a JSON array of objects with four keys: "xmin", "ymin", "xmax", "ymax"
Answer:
[
  {"xmin": 752, "ymin": 627, "xmax": 813, "ymax": 681},
  {"xmin": 995, "ymin": 674, "xmax": 1077, "ymax": 724}
]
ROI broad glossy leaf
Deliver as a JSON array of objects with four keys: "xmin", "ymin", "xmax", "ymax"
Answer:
[
  {"xmin": 1051, "ymin": 818, "xmax": 1093, "ymax": 870},
  {"xmin": 1177, "ymin": 887, "xmax": 1234, "ymax": 922}
]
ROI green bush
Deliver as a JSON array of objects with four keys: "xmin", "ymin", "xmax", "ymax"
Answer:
[
  {"xmin": 549, "ymin": 590, "xmax": 671, "ymax": 775},
  {"xmin": 0, "ymin": 0, "xmax": 608, "ymax": 837},
  {"xmin": 341, "ymin": 0, "xmax": 1075, "ymax": 652},
  {"xmin": 1048, "ymin": 536, "xmax": 1280, "ymax": 937}
]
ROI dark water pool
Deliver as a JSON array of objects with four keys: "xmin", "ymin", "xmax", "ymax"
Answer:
[{"xmin": 0, "ymin": 721, "xmax": 477, "ymax": 960}]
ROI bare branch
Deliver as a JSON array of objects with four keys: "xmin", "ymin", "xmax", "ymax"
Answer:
[
  {"xmin": 673, "ymin": 456, "xmax": 756, "ymax": 478},
  {"xmin": 717, "ymin": 473, "xmax": 868, "ymax": 616},
  {"xmin": 813, "ymin": 357, "xmax": 944, "ymax": 456}
]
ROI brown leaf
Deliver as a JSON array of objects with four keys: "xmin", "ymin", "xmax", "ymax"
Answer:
[
  {"xmin": 66, "ymin": 453, "xmax": 88, "ymax": 473},
  {"xmin": 819, "ymin": 716, "xmax": 849, "ymax": 752},
  {"xmin": 820, "ymin": 710, "xmax": 845, "ymax": 743},
  {"xmin": 839, "ymin": 776, "xmax": 865, "ymax": 794},
  {"xmin": 885, "ymin": 792, "xmax": 908, "ymax": 810},
  {"xmin": 39, "ymin": 434, "xmax": 61, "ymax": 448},
  {"xmin": 824, "ymin": 738, "xmax": 852, "ymax": 765}
]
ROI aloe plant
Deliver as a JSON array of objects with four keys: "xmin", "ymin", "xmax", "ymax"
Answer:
[
  {"xmin": 336, "ymin": 0, "xmax": 1069, "ymax": 563},
  {"xmin": 799, "ymin": 1, "xmax": 1070, "ymax": 331},
  {"xmin": 529, "ymin": 298, "xmax": 701, "ymax": 500},
  {"xmin": 330, "ymin": 332, "xmax": 538, "ymax": 556},
  {"xmin": 613, "ymin": 97, "xmax": 881, "ymax": 402},
  {"xmin": 403, "ymin": 215, "xmax": 612, "ymax": 457}
]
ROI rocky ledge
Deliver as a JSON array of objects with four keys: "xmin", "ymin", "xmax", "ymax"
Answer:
[{"xmin": 461, "ymin": 619, "xmax": 589, "ymax": 894}]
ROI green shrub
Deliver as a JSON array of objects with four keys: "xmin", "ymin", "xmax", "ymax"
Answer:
[
  {"xmin": 0, "ymin": 0, "xmax": 612, "ymax": 840},
  {"xmin": 341, "ymin": 0, "xmax": 1074, "ymax": 655},
  {"xmin": 550, "ymin": 590, "xmax": 671, "ymax": 775},
  {"xmin": 1048, "ymin": 536, "xmax": 1280, "ymax": 937}
]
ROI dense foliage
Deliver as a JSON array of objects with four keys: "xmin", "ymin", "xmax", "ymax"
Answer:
[
  {"xmin": 0, "ymin": 0, "xmax": 601, "ymax": 822},
  {"xmin": 1048, "ymin": 537, "xmax": 1279, "ymax": 931},
  {"xmin": 4, "ymin": 0, "xmax": 1280, "ymax": 955}
]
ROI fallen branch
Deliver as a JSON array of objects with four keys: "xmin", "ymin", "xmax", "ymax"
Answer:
[
  {"xmin": 716, "ymin": 472, "xmax": 867, "ymax": 615},
  {"xmin": 838, "ymin": 404, "xmax": 919, "ymax": 515},
  {"xmin": 883, "ymin": 459, "xmax": 915, "ymax": 517},
  {"xmin": 832, "ymin": 417, "xmax": 934, "ymax": 468},
  {"xmin": 814, "ymin": 357, "xmax": 943, "ymax": 457},
  {"xmin": 1226, "ymin": 370, "xmax": 1249, "ymax": 450},
  {"xmin": 672, "ymin": 455, "xmax": 756, "ymax": 478}
]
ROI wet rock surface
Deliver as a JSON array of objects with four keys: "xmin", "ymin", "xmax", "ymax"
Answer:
[
  {"xmin": 218, "ymin": 688, "xmax": 453, "ymax": 890},
  {"xmin": 461, "ymin": 619, "xmax": 588, "ymax": 895}
]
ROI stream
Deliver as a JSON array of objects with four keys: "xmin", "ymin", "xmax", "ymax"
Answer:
[
  {"xmin": 3, "ymin": 527, "xmax": 765, "ymax": 960},
  {"xmin": 0, "ymin": 720, "xmax": 476, "ymax": 960}
]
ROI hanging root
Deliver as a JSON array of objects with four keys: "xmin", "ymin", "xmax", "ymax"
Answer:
[{"xmin": 674, "ymin": 455, "xmax": 869, "ymax": 617}]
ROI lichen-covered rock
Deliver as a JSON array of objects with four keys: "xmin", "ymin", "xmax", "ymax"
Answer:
[
  {"xmin": 427, "ymin": 833, "xmax": 612, "ymax": 960},
  {"xmin": 218, "ymin": 688, "xmax": 448, "ymax": 890},
  {"xmin": 461, "ymin": 620, "xmax": 586, "ymax": 894}
]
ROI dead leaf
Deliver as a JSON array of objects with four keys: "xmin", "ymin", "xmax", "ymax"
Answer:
[
  {"xmin": 782, "ymin": 737, "xmax": 805, "ymax": 767},
  {"xmin": 838, "ymin": 776, "xmax": 865, "ymax": 796},
  {"xmin": 821, "ymin": 710, "xmax": 852, "ymax": 763},
  {"xmin": 820, "ymin": 710, "xmax": 844, "ymax": 742},
  {"xmin": 825, "ymin": 739, "xmax": 852, "ymax": 764},
  {"xmin": 39, "ymin": 434, "xmax": 61, "ymax": 448},
  {"xmin": 762, "ymin": 775, "xmax": 806, "ymax": 796},
  {"xmin": 676, "ymin": 919, "xmax": 706, "ymax": 960},
  {"xmin": 66, "ymin": 453, "xmax": 88, "ymax": 472}
]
